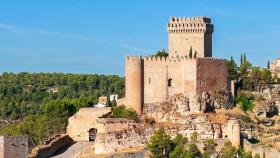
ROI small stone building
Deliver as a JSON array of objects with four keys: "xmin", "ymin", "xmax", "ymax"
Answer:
[
  {"xmin": 124, "ymin": 17, "xmax": 229, "ymax": 113},
  {"xmin": 270, "ymin": 58, "xmax": 280, "ymax": 77},
  {"xmin": 0, "ymin": 135, "xmax": 28, "ymax": 158}
]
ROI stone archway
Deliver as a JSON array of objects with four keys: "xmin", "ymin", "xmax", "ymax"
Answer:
[{"xmin": 88, "ymin": 128, "xmax": 97, "ymax": 141}]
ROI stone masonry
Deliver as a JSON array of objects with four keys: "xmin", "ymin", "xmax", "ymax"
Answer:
[
  {"xmin": 124, "ymin": 16, "xmax": 229, "ymax": 114},
  {"xmin": 0, "ymin": 135, "xmax": 28, "ymax": 158}
]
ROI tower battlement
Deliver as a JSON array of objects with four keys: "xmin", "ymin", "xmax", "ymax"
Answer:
[
  {"xmin": 167, "ymin": 16, "xmax": 213, "ymax": 34},
  {"xmin": 168, "ymin": 16, "xmax": 214, "ymax": 58}
]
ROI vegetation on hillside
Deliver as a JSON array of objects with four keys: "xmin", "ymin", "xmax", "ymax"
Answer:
[
  {"xmin": 227, "ymin": 53, "xmax": 279, "ymax": 112},
  {"xmin": 147, "ymin": 128, "xmax": 255, "ymax": 158},
  {"xmin": 0, "ymin": 72, "xmax": 125, "ymax": 148}
]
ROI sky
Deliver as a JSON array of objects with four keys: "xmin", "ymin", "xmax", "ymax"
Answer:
[{"xmin": 0, "ymin": 0, "xmax": 279, "ymax": 75}]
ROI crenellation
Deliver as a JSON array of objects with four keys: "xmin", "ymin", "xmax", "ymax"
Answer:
[{"xmin": 125, "ymin": 16, "xmax": 228, "ymax": 111}]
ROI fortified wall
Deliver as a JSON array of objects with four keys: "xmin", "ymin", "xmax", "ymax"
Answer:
[
  {"xmin": 0, "ymin": 135, "xmax": 28, "ymax": 158},
  {"xmin": 125, "ymin": 56, "xmax": 228, "ymax": 114}
]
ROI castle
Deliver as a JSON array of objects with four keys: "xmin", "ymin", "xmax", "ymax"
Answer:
[
  {"xmin": 124, "ymin": 16, "xmax": 229, "ymax": 113},
  {"xmin": 66, "ymin": 16, "xmax": 242, "ymax": 155}
]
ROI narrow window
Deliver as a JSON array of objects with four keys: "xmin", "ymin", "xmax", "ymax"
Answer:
[
  {"xmin": 149, "ymin": 77, "xmax": 151, "ymax": 84},
  {"xmin": 168, "ymin": 79, "xmax": 172, "ymax": 87}
]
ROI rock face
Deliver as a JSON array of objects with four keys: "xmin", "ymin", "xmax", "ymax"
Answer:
[
  {"xmin": 143, "ymin": 90, "xmax": 232, "ymax": 122},
  {"xmin": 29, "ymin": 134, "xmax": 74, "ymax": 158},
  {"xmin": 253, "ymin": 85, "xmax": 280, "ymax": 117}
]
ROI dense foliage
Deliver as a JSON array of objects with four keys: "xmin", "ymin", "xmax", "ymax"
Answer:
[
  {"xmin": 0, "ymin": 72, "xmax": 124, "ymax": 120},
  {"xmin": 227, "ymin": 53, "xmax": 278, "ymax": 93},
  {"xmin": 111, "ymin": 105, "xmax": 138, "ymax": 121},
  {"xmin": 0, "ymin": 72, "xmax": 125, "ymax": 148},
  {"xmin": 147, "ymin": 129, "xmax": 254, "ymax": 158}
]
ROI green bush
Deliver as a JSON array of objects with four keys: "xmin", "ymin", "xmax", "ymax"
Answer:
[
  {"xmin": 236, "ymin": 95, "xmax": 254, "ymax": 111},
  {"xmin": 111, "ymin": 106, "xmax": 138, "ymax": 120},
  {"xmin": 240, "ymin": 115, "xmax": 252, "ymax": 123}
]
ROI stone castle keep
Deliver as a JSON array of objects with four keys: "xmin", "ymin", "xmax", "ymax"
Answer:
[{"xmin": 125, "ymin": 16, "xmax": 228, "ymax": 113}]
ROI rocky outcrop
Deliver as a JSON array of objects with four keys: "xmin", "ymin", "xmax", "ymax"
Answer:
[
  {"xmin": 253, "ymin": 85, "xmax": 280, "ymax": 117},
  {"xmin": 29, "ymin": 134, "xmax": 74, "ymax": 158},
  {"xmin": 143, "ymin": 90, "xmax": 232, "ymax": 122}
]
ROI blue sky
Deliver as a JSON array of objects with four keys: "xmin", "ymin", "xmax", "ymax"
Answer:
[{"xmin": 0, "ymin": 0, "xmax": 279, "ymax": 75}]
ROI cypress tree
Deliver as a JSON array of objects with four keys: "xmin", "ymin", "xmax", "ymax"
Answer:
[
  {"xmin": 189, "ymin": 47, "xmax": 193, "ymax": 58},
  {"xmin": 240, "ymin": 54, "xmax": 243, "ymax": 65},
  {"xmin": 267, "ymin": 60, "xmax": 270, "ymax": 69},
  {"xmin": 244, "ymin": 53, "xmax": 247, "ymax": 63}
]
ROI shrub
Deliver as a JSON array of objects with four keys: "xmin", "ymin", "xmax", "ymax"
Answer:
[
  {"xmin": 111, "ymin": 106, "xmax": 138, "ymax": 120},
  {"xmin": 236, "ymin": 96, "xmax": 254, "ymax": 111},
  {"xmin": 240, "ymin": 115, "xmax": 252, "ymax": 123},
  {"xmin": 147, "ymin": 128, "xmax": 172, "ymax": 158}
]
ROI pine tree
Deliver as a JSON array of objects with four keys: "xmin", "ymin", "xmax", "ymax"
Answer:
[
  {"xmin": 244, "ymin": 53, "xmax": 247, "ymax": 63},
  {"xmin": 189, "ymin": 47, "xmax": 193, "ymax": 58},
  {"xmin": 241, "ymin": 54, "xmax": 243, "ymax": 65}
]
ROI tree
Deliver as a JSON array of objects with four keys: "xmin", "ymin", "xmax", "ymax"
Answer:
[
  {"xmin": 241, "ymin": 54, "xmax": 244, "ymax": 65},
  {"xmin": 169, "ymin": 134, "xmax": 188, "ymax": 158},
  {"xmin": 189, "ymin": 47, "xmax": 193, "ymax": 58},
  {"xmin": 240, "ymin": 60, "xmax": 252, "ymax": 78},
  {"xmin": 106, "ymin": 95, "xmax": 112, "ymax": 107},
  {"xmin": 153, "ymin": 49, "xmax": 168, "ymax": 57},
  {"xmin": 227, "ymin": 57, "xmax": 238, "ymax": 80},
  {"xmin": 244, "ymin": 53, "xmax": 247, "ymax": 63},
  {"xmin": 186, "ymin": 143, "xmax": 201, "ymax": 158},
  {"xmin": 147, "ymin": 128, "xmax": 172, "ymax": 158},
  {"xmin": 267, "ymin": 61, "xmax": 270, "ymax": 69},
  {"xmin": 203, "ymin": 139, "xmax": 217, "ymax": 155},
  {"xmin": 219, "ymin": 141, "xmax": 237, "ymax": 158}
]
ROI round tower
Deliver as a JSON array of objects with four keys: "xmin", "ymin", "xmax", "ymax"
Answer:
[
  {"xmin": 227, "ymin": 119, "xmax": 241, "ymax": 147},
  {"xmin": 125, "ymin": 56, "xmax": 143, "ymax": 114}
]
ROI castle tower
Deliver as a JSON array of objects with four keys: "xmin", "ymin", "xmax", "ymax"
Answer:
[
  {"xmin": 125, "ymin": 56, "xmax": 143, "ymax": 114},
  {"xmin": 227, "ymin": 119, "xmax": 241, "ymax": 147},
  {"xmin": 167, "ymin": 16, "xmax": 214, "ymax": 58}
]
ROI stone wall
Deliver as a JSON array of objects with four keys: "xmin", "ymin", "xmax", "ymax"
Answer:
[
  {"xmin": 0, "ymin": 135, "xmax": 28, "ymax": 158},
  {"xmin": 244, "ymin": 139, "xmax": 280, "ymax": 158},
  {"xmin": 29, "ymin": 134, "xmax": 74, "ymax": 158},
  {"xmin": 196, "ymin": 58, "xmax": 228, "ymax": 95},
  {"xmin": 67, "ymin": 107, "xmax": 111, "ymax": 141},
  {"xmin": 93, "ymin": 115, "xmax": 239, "ymax": 154}
]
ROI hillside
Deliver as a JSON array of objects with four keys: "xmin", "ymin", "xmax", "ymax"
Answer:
[{"xmin": 0, "ymin": 72, "xmax": 124, "ymax": 148}]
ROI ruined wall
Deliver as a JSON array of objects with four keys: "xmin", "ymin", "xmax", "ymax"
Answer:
[
  {"xmin": 93, "ymin": 116, "xmax": 233, "ymax": 155},
  {"xmin": 167, "ymin": 16, "xmax": 213, "ymax": 58},
  {"xmin": 196, "ymin": 58, "xmax": 228, "ymax": 95},
  {"xmin": 94, "ymin": 118, "xmax": 152, "ymax": 154},
  {"xmin": 0, "ymin": 135, "xmax": 28, "ymax": 158},
  {"xmin": 29, "ymin": 134, "xmax": 73, "ymax": 158},
  {"xmin": 95, "ymin": 118, "xmax": 137, "ymax": 133},
  {"xmin": 67, "ymin": 107, "xmax": 111, "ymax": 141},
  {"xmin": 244, "ymin": 139, "xmax": 280, "ymax": 158}
]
